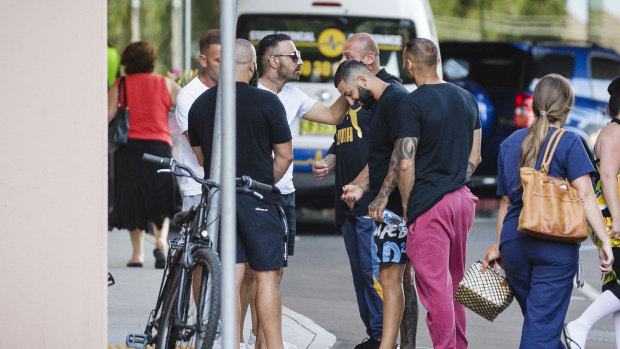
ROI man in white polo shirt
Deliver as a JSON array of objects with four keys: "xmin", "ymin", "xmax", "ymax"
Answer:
[{"xmin": 175, "ymin": 29, "xmax": 220, "ymax": 209}]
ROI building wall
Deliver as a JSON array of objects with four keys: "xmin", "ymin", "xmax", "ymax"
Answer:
[{"xmin": 0, "ymin": 1, "xmax": 107, "ymax": 347}]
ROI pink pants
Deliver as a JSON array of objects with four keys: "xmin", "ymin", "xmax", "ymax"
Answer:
[{"xmin": 406, "ymin": 186, "xmax": 478, "ymax": 349}]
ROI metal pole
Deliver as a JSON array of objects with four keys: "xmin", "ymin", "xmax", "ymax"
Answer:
[
  {"xmin": 184, "ymin": 0, "xmax": 191, "ymax": 72},
  {"xmin": 130, "ymin": 0, "xmax": 141, "ymax": 42},
  {"xmin": 220, "ymin": 0, "xmax": 237, "ymax": 348}
]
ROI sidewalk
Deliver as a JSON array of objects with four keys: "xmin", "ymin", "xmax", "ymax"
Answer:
[{"xmin": 108, "ymin": 229, "xmax": 336, "ymax": 349}]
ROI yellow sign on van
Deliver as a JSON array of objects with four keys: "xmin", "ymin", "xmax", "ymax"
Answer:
[{"xmin": 317, "ymin": 28, "xmax": 346, "ymax": 58}]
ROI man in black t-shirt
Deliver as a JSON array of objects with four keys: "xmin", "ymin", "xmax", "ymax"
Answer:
[
  {"xmin": 313, "ymin": 33, "xmax": 418, "ymax": 349},
  {"xmin": 397, "ymin": 38, "xmax": 481, "ymax": 349},
  {"xmin": 188, "ymin": 39, "xmax": 292, "ymax": 349},
  {"xmin": 333, "ymin": 59, "xmax": 411, "ymax": 349}
]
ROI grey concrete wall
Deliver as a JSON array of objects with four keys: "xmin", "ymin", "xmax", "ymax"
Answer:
[{"xmin": 0, "ymin": 1, "xmax": 107, "ymax": 347}]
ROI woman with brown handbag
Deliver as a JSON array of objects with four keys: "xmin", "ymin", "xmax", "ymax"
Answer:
[
  {"xmin": 483, "ymin": 74, "xmax": 613, "ymax": 348},
  {"xmin": 565, "ymin": 77, "xmax": 620, "ymax": 348}
]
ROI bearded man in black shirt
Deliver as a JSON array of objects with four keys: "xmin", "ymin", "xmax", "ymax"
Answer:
[
  {"xmin": 313, "ymin": 34, "xmax": 418, "ymax": 349},
  {"xmin": 188, "ymin": 39, "xmax": 293, "ymax": 349},
  {"xmin": 333, "ymin": 59, "xmax": 415, "ymax": 349}
]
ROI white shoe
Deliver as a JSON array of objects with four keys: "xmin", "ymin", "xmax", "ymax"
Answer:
[{"xmin": 211, "ymin": 338, "xmax": 222, "ymax": 349}]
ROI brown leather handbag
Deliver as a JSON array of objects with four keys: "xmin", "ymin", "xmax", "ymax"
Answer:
[{"xmin": 518, "ymin": 128, "xmax": 588, "ymax": 243}]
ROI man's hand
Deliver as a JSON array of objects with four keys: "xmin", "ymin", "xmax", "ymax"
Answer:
[
  {"xmin": 342, "ymin": 184, "xmax": 364, "ymax": 209},
  {"xmin": 368, "ymin": 195, "xmax": 388, "ymax": 222},
  {"xmin": 312, "ymin": 159, "xmax": 329, "ymax": 180}
]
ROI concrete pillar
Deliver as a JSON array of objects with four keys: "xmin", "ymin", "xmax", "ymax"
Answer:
[{"xmin": 0, "ymin": 0, "xmax": 107, "ymax": 348}]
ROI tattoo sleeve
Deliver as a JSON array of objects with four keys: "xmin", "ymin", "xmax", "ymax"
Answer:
[
  {"xmin": 371, "ymin": 146, "xmax": 400, "ymax": 208},
  {"xmin": 396, "ymin": 137, "xmax": 419, "ymax": 211},
  {"xmin": 323, "ymin": 154, "xmax": 337, "ymax": 173}
]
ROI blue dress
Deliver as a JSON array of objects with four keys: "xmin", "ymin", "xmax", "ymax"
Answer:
[{"xmin": 496, "ymin": 127, "xmax": 594, "ymax": 348}]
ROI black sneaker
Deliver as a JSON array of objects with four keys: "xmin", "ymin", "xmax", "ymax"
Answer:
[{"xmin": 354, "ymin": 338, "xmax": 380, "ymax": 349}]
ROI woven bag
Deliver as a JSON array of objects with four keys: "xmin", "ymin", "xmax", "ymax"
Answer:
[{"xmin": 454, "ymin": 260, "xmax": 513, "ymax": 322}]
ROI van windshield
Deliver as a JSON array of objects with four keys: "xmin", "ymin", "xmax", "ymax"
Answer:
[{"xmin": 237, "ymin": 15, "xmax": 416, "ymax": 83}]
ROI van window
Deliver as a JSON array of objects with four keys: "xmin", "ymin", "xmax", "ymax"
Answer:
[
  {"xmin": 237, "ymin": 15, "xmax": 416, "ymax": 83},
  {"xmin": 590, "ymin": 56, "xmax": 620, "ymax": 102},
  {"xmin": 533, "ymin": 53, "xmax": 575, "ymax": 79}
]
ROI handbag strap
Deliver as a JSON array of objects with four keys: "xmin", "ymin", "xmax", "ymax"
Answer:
[
  {"xmin": 117, "ymin": 77, "xmax": 128, "ymax": 109},
  {"xmin": 540, "ymin": 128, "xmax": 566, "ymax": 173}
]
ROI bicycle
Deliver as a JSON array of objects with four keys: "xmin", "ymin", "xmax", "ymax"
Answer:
[{"xmin": 126, "ymin": 153, "xmax": 278, "ymax": 349}]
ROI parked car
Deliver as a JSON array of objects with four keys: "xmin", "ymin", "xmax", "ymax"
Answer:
[
  {"xmin": 440, "ymin": 41, "xmax": 620, "ymax": 196},
  {"xmin": 237, "ymin": 0, "xmax": 440, "ymax": 208}
]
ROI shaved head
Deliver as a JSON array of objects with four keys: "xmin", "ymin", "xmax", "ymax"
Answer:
[
  {"xmin": 348, "ymin": 33, "xmax": 379, "ymax": 56},
  {"xmin": 340, "ymin": 32, "xmax": 380, "ymax": 73},
  {"xmin": 235, "ymin": 38, "xmax": 256, "ymax": 67},
  {"xmin": 404, "ymin": 38, "xmax": 438, "ymax": 67}
]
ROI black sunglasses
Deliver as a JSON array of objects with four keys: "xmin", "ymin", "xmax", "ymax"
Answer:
[{"xmin": 273, "ymin": 50, "xmax": 301, "ymax": 63}]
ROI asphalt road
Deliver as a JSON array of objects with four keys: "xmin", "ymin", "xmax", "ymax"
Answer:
[{"xmin": 282, "ymin": 219, "xmax": 616, "ymax": 349}]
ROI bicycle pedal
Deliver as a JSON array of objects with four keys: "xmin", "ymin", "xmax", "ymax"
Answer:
[{"xmin": 126, "ymin": 333, "xmax": 148, "ymax": 349}]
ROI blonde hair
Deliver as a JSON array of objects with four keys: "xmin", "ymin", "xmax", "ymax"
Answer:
[{"xmin": 520, "ymin": 74, "xmax": 574, "ymax": 168}]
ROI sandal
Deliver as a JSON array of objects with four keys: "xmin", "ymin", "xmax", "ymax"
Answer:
[
  {"xmin": 126, "ymin": 261, "xmax": 143, "ymax": 268},
  {"xmin": 563, "ymin": 323, "xmax": 582, "ymax": 349},
  {"xmin": 153, "ymin": 248, "xmax": 166, "ymax": 269}
]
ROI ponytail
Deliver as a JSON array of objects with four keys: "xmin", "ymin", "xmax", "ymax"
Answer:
[
  {"xmin": 519, "ymin": 74, "xmax": 574, "ymax": 168},
  {"xmin": 520, "ymin": 115, "xmax": 550, "ymax": 168}
]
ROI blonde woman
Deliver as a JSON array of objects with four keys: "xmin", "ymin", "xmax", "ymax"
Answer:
[
  {"xmin": 565, "ymin": 77, "xmax": 620, "ymax": 349},
  {"xmin": 483, "ymin": 74, "xmax": 613, "ymax": 348}
]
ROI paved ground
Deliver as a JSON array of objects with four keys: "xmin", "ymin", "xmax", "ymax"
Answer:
[
  {"xmin": 108, "ymin": 229, "xmax": 335, "ymax": 349},
  {"xmin": 283, "ymin": 219, "xmax": 616, "ymax": 348},
  {"xmin": 109, "ymin": 218, "xmax": 617, "ymax": 349}
]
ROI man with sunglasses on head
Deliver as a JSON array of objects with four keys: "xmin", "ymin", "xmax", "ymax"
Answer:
[{"xmin": 313, "ymin": 33, "xmax": 418, "ymax": 349}]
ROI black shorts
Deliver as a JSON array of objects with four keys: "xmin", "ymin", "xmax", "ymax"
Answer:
[
  {"xmin": 373, "ymin": 220, "xmax": 408, "ymax": 264},
  {"xmin": 281, "ymin": 192, "xmax": 296, "ymax": 256},
  {"xmin": 236, "ymin": 193, "xmax": 288, "ymax": 271}
]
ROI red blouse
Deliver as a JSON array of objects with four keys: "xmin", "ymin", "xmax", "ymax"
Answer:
[{"xmin": 118, "ymin": 73, "xmax": 172, "ymax": 146}]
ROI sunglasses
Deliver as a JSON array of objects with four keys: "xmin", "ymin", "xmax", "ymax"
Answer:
[{"xmin": 273, "ymin": 50, "xmax": 301, "ymax": 63}]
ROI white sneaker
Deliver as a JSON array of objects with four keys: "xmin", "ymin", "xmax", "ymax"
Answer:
[{"xmin": 211, "ymin": 338, "xmax": 222, "ymax": 349}]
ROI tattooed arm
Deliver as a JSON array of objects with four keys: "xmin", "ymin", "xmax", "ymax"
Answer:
[
  {"xmin": 467, "ymin": 128, "xmax": 482, "ymax": 177},
  {"xmin": 368, "ymin": 143, "xmax": 402, "ymax": 222},
  {"xmin": 396, "ymin": 137, "xmax": 419, "ymax": 222}
]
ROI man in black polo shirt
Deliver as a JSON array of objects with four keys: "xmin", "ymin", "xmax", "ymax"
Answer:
[
  {"xmin": 333, "ymin": 59, "xmax": 410, "ymax": 349},
  {"xmin": 188, "ymin": 39, "xmax": 293, "ymax": 349},
  {"xmin": 313, "ymin": 33, "xmax": 417, "ymax": 349},
  {"xmin": 398, "ymin": 38, "xmax": 481, "ymax": 349}
]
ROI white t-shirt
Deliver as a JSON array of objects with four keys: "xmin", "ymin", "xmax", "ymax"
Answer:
[
  {"xmin": 175, "ymin": 76, "xmax": 208, "ymax": 196},
  {"xmin": 258, "ymin": 82, "xmax": 316, "ymax": 194}
]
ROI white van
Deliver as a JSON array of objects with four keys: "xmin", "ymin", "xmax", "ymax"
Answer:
[{"xmin": 236, "ymin": 0, "xmax": 440, "ymax": 207}]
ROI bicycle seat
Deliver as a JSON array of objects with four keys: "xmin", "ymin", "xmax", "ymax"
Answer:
[{"xmin": 173, "ymin": 207, "xmax": 197, "ymax": 227}]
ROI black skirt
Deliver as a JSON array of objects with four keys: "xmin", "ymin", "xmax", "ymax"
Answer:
[{"xmin": 109, "ymin": 139, "xmax": 181, "ymax": 231}]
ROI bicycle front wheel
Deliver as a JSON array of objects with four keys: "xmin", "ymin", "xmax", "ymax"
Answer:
[{"xmin": 157, "ymin": 248, "xmax": 222, "ymax": 349}]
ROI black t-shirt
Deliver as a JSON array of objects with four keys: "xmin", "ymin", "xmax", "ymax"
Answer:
[
  {"xmin": 188, "ymin": 82, "xmax": 291, "ymax": 186},
  {"xmin": 327, "ymin": 69, "xmax": 403, "ymax": 224},
  {"xmin": 367, "ymin": 83, "xmax": 409, "ymax": 216},
  {"xmin": 397, "ymin": 83, "xmax": 481, "ymax": 224}
]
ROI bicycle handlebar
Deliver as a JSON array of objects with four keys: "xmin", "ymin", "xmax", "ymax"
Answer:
[
  {"xmin": 142, "ymin": 153, "xmax": 173, "ymax": 167},
  {"xmin": 142, "ymin": 153, "xmax": 278, "ymax": 195}
]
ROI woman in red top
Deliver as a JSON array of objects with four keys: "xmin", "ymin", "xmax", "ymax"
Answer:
[{"xmin": 108, "ymin": 41, "xmax": 181, "ymax": 268}]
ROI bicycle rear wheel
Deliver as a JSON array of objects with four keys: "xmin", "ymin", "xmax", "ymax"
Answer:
[{"xmin": 156, "ymin": 248, "xmax": 221, "ymax": 349}]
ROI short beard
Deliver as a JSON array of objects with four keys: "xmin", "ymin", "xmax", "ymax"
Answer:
[{"xmin": 358, "ymin": 86, "xmax": 376, "ymax": 109}]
